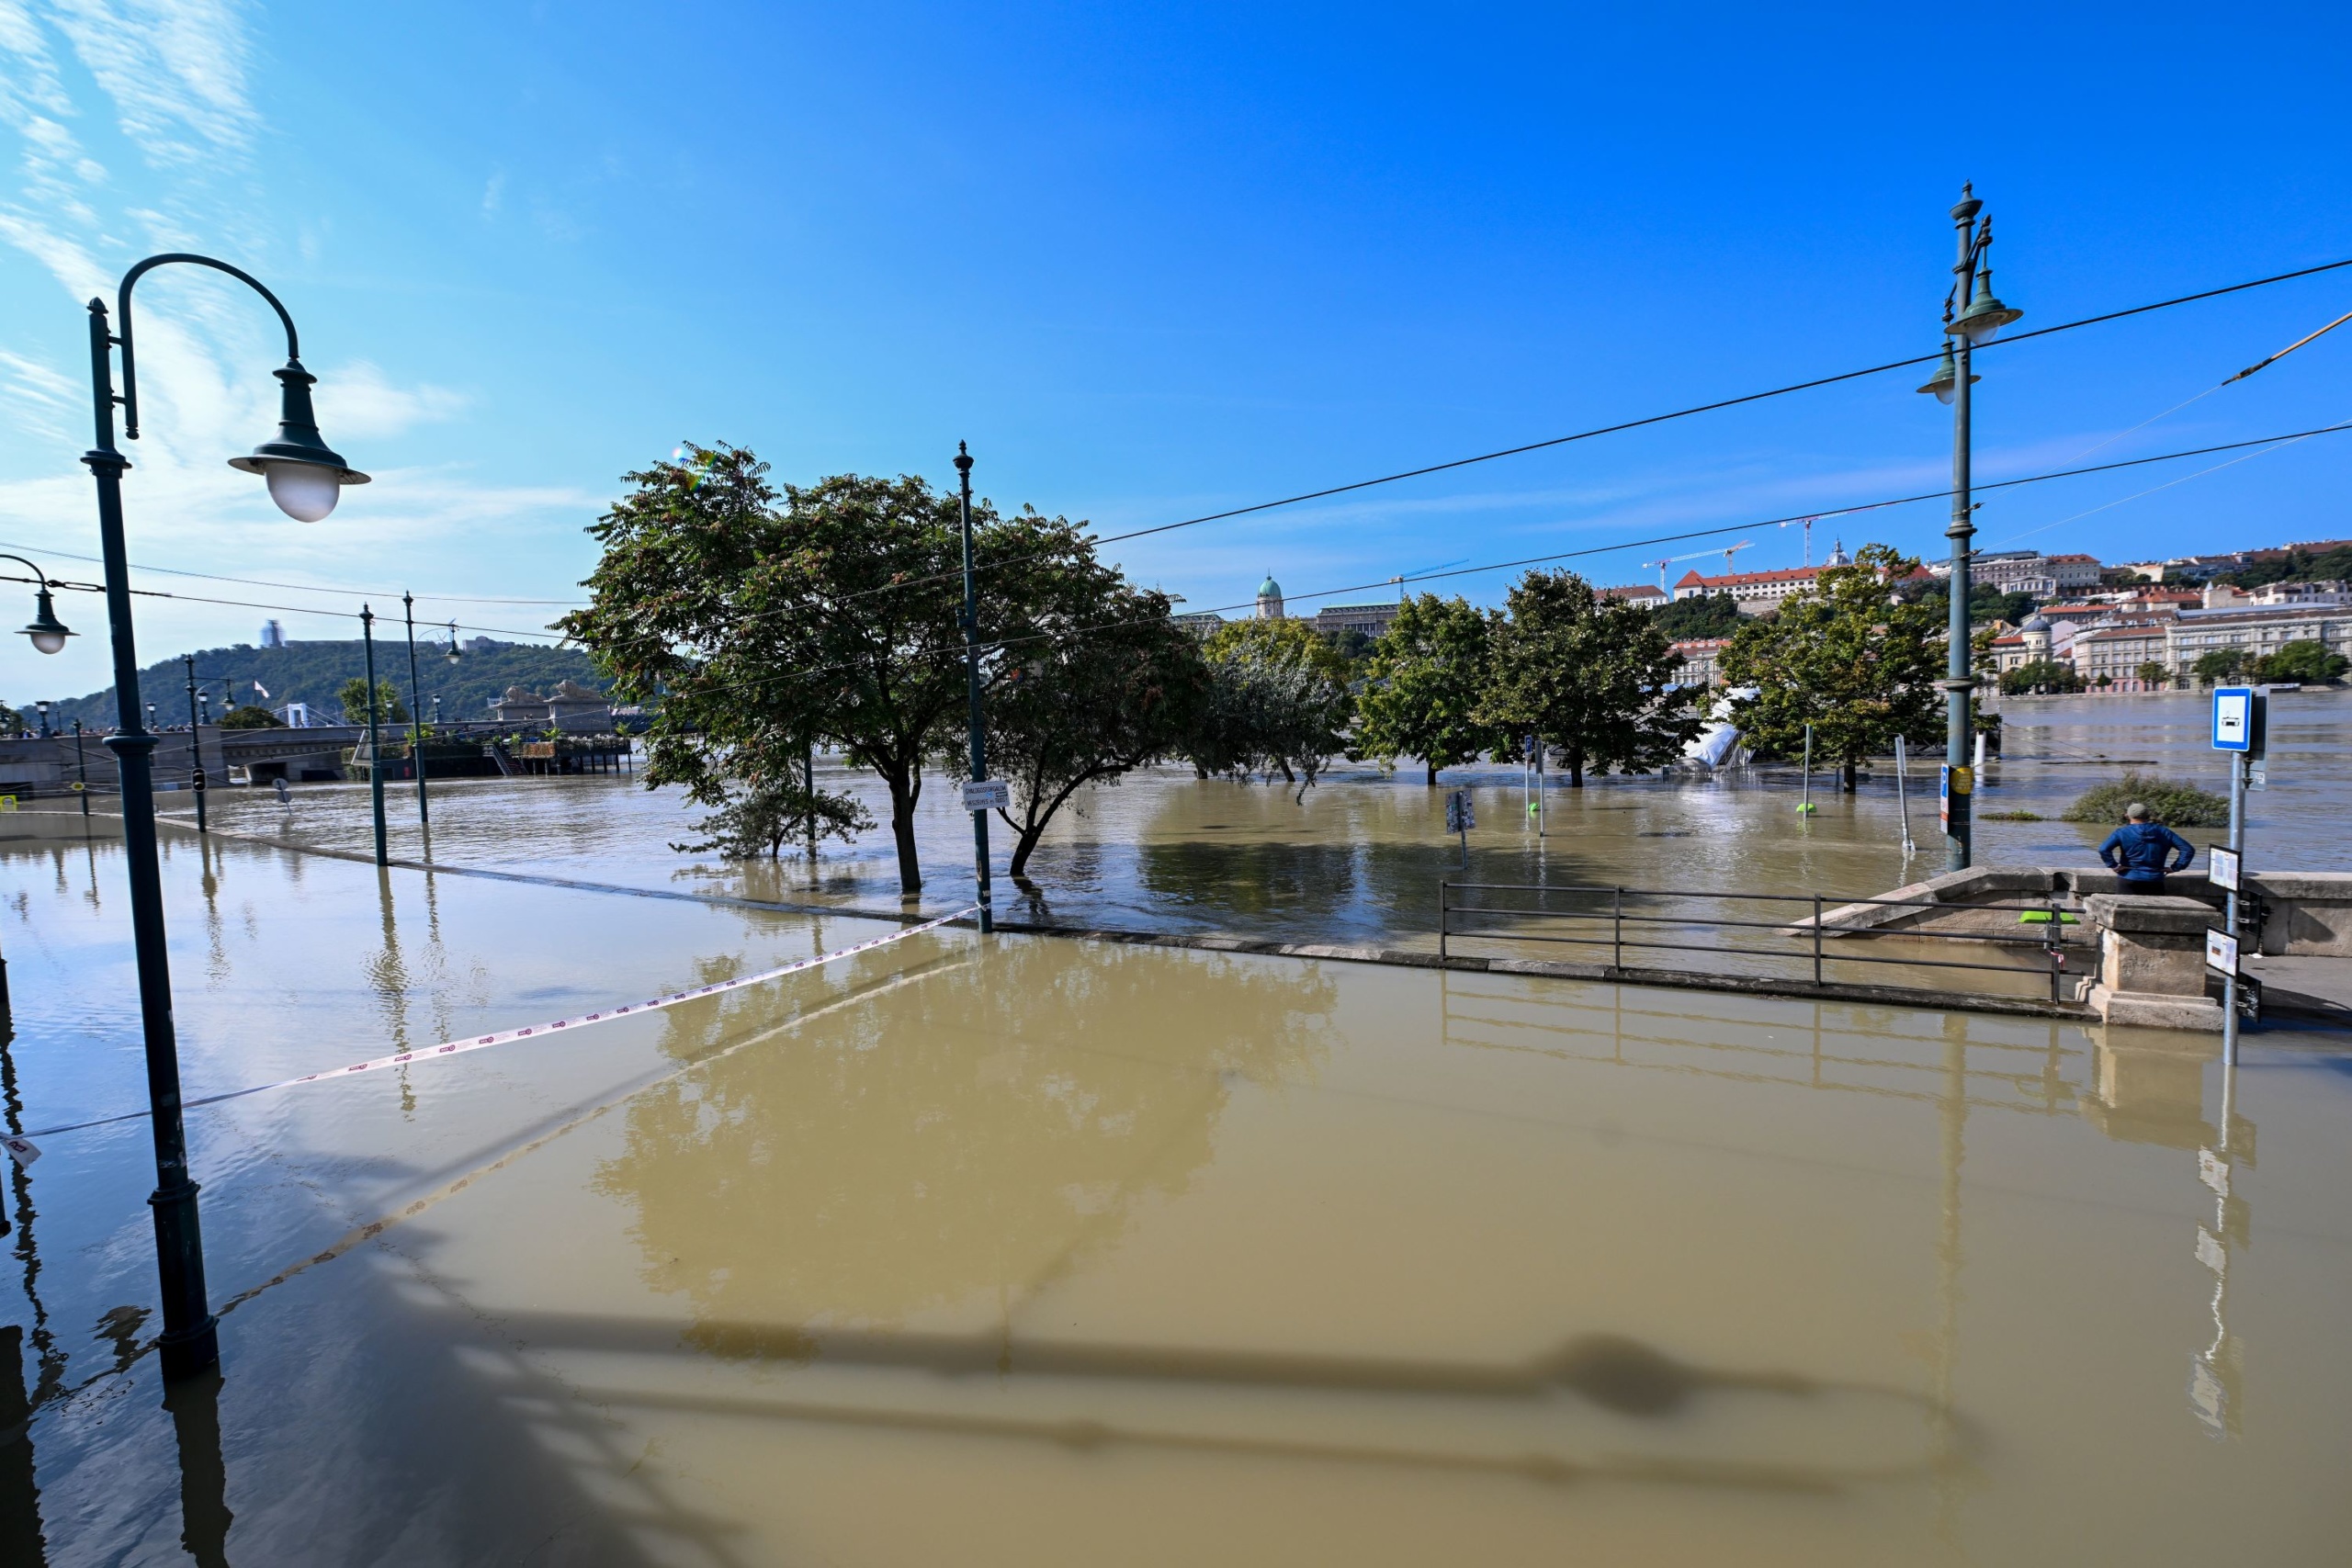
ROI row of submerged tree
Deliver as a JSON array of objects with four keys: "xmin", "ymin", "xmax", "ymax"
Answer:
[{"xmin": 563, "ymin": 446, "xmax": 1955, "ymax": 894}]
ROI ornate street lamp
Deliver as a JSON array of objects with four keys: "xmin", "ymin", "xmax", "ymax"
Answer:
[
  {"xmin": 1, "ymin": 554, "xmax": 74, "ymax": 656},
  {"xmin": 1917, "ymin": 187, "xmax": 2021, "ymax": 873},
  {"xmin": 80, "ymin": 254, "xmax": 368, "ymax": 1380}
]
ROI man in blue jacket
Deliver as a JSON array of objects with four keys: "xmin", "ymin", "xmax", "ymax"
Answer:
[{"xmin": 2098, "ymin": 802, "xmax": 2197, "ymax": 893}]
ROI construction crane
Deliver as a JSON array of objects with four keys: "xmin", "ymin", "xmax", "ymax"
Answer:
[{"xmin": 1645, "ymin": 539, "xmax": 1753, "ymax": 592}]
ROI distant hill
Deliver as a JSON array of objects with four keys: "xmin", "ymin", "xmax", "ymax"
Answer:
[{"xmin": 27, "ymin": 639, "xmax": 606, "ymax": 730}]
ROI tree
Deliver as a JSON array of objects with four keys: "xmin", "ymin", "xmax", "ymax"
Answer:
[
  {"xmin": 1999, "ymin": 659, "xmax": 2083, "ymax": 696},
  {"xmin": 1478, "ymin": 570, "xmax": 1696, "ymax": 787},
  {"xmin": 940, "ymin": 559, "xmax": 1207, "ymax": 878},
  {"xmin": 337, "ymin": 677, "xmax": 407, "ymax": 726},
  {"xmin": 1650, "ymin": 592, "xmax": 1744, "ymax": 639},
  {"xmin": 1191, "ymin": 618, "xmax": 1353, "ymax": 795},
  {"xmin": 1718, "ymin": 545, "xmax": 1943, "ymax": 791},
  {"xmin": 1353, "ymin": 593, "xmax": 1503, "ymax": 785},
  {"xmin": 2192, "ymin": 647, "xmax": 2249, "ymax": 684},
  {"xmin": 2256, "ymin": 638, "xmax": 2349, "ymax": 683},
  {"xmin": 218, "ymin": 704, "xmax": 285, "ymax": 729},
  {"xmin": 561, "ymin": 445, "xmax": 1113, "ymax": 895},
  {"xmin": 1188, "ymin": 621, "xmax": 1354, "ymax": 799},
  {"xmin": 2136, "ymin": 660, "xmax": 2172, "ymax": 689},
  {"xmin": 673, "ymin": 774, "xmax": 871, "ymax": 860}
]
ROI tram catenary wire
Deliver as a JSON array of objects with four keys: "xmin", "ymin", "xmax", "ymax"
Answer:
[
  {"xmin": 27, "ymin": 254, "xmax": 2335, "ymax": 624},
  {"xmin": 612, "ymin": 416, "xmax": 2352, "ymax": 704},
  {"xmin": 804, "ymin": 253, "xmax": 2352, "ymax": 607}
]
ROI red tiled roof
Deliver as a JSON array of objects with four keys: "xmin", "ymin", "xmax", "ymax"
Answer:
[{"xmin": 1675, "ymin": 565, "xmax": 1821, "ymax": 589}]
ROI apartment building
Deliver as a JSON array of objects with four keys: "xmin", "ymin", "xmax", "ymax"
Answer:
[
  {"xmin": 1668, "ymin": 637, "xmax": 1731, "ymax": 688},
  {"xmin": 2071, "ymin": 619, "xmax": 2176, "ymax": 691}
]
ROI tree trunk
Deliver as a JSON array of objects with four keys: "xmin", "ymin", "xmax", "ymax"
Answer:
[
  {"xmin": 1279, "ymin": 759, "xmax": 1295, "ymax": 784},
  {"xmin": 1566, "ymin": 749, "xmax": 1586, "ymax": 788},
  {"xmin": 884, "ymin": 768, "xmax": 922, "ymax": 893},
  {"xmin": 1009, "ymin": 824, "xmax": 1046, "ymax": 879},
  {"xmin": 1425, "ymin": 759, "xmax": 1439, "ymax": 787},
  {"xmin": 1842, "ymin": 757, "xmax": 1859, "ymax": 793}
]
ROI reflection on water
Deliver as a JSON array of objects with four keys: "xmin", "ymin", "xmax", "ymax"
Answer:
[
  {"xmin": 103, "ymin": 688, "xmax": 2352, "ymax": 959},
  {"xmin": 1, "ymin": 792, "xmax": 2347, "ymax": 1563},
  {"xmin": 596, "ymin": 939, "xmax": 1335, "ymax": 1327}
]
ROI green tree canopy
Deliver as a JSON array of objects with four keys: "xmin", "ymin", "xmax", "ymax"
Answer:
[
  {"xmin": 673, "ymin": 774, "xmax": 871, "ymax": 861},
  {"xmin": 217, "ymin": 704, "xmax": 285, "ymax": 729},
  {"xmin": 1190, "ymin": 618, "xmax": 1354, "ymax": 797},
  {"xmin": 336, "ymin": 677, "xmax": 407, "ymax": 726},
  {"xmin": 562, "ymin": 445, "xmax": 1137, "ymax": 894},
  {"xmin": 2191, "ymin": 647, "xmax": 2249, "ymax": 684},
  {"xmin": 1718, "ymin": 545, "xmax": 1944, "ymax": 791},
  {"xmin": 2255, "ymin": 638, "xmax": 2348, "ymax": 684},
  {"xmin": 2135, "ymin": 660, "xmax": 2173, "ymax": 689},
  {"xmin": 1649, "ymin": 592, "xmax": 1744, "ymax": 639},
  {"xmin": 1999, "ymin": 659, "xmax": 2083, "ymax": 696},
  {"xmin": 1353, "ymin": 593, "xmax": 1504, "ymax": 785},
  {"xmin": 1477, "ymin": 570, "xmax": 1696, "ymax": 786}
]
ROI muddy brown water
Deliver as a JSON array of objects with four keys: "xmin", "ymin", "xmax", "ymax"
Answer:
[{"xmin": 0, "ymin": 690, "xmax": 2347, "ymax": 1562}]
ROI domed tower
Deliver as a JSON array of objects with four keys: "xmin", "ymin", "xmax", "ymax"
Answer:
[
  {"xmin": 1255, "ymin": 573, "xmax": 1284, "ymax": 620},
  {"xmin": 2020, "ymin": 612, "xmax": 2052, "ymax": 662},
  {"xmin": 1826, "ymin": 537, "xmax": 1851, "ymax": 568}
]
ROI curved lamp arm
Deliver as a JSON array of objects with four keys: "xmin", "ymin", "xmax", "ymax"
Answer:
[
  {"xmin": 0, "ymin": 552, "xmax": 51, "ymax": 584},
  {"xmin": 116, "ymin": 253, "xmax": 301, "ymax": 441}
]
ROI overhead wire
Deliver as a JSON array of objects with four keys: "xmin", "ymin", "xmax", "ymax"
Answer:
[
  {"xmin": 0, "ymin": 536, "xmax": 585, "ymax": 607},
  {"xmin": 628, "ymin": 417, "xmax": 2352, "ymax": 707},
  {"xmin": 0, "ymin": 573, "xmax": 566, "ymax": 644},
  {"xmin": 791, "ymin": 252, "xmax": 2352, "ymax": 610}
]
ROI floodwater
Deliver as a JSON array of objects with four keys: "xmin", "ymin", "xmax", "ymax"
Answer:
[
  {"xmin": 2, "ymin": 805, "xmax": 2349, "ymax": 1564},
  {"xmin": 168, "ymin": 689, "xmax": 2352, "ymax": 945}
]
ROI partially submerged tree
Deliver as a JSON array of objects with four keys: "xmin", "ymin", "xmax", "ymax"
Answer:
[
  {"xmin": 1353, "ymin": 593, "xmax": 1502, "ymax": 785},
  {"xmin": 1718, "ymin": 545, "xmax": 1943, "ymax": 790},
  {"xmin": 938, "ymin": 549, "xmax": 1207, "ymax": 878},
  {"xmin": 564, "ymin": 445, "xmax": 1160, "ymax": 893},
  {"xmin": 1191, "ymin": 618, "xmax": 1353, "ymax": 798},
  {"xmin": 1478, "ymin": 570, "xmax": 1695, "ymax": 786},
  {"xmin": 672, "ymin": 773, "xmax": 872, "ymax": 860}
]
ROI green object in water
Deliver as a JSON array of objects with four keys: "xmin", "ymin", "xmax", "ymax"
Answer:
[
  {"xmin": 2018, "ymin": 910, "xmax": 2078, "ymax": 925},
  {"xmin": 1795, "ymin": 803, "xmax": 1816, "ymax": 815}
]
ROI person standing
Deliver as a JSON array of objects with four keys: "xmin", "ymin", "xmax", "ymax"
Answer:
[{"xmin": 2098, "ymin": 801, "xmax": 2195, "ymax": 894}]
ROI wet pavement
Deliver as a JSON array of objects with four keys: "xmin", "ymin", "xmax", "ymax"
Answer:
[{"xmin": 0, "ymin": 689, "xmax": 2346, "ymax": 1562}]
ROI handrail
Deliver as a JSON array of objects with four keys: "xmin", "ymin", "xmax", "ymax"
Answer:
[{"xmin": 1439, "ymin": 877, "xmax": 2077, "ymax": 1004}]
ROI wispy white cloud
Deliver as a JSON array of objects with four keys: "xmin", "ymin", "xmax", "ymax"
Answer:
[{"xmin": 45, "ymin": 0, "xmax": 256, "ymax": 168}]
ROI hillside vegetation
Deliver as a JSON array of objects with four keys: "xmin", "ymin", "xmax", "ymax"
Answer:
[{"xmin": 28, "ymin": 639, "xmax": 605, "ymax": 730}]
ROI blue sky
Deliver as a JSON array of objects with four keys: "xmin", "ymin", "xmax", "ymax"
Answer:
[{"xmin": 4, "ymin": 2, "xmax": 2350, "ymax": 706}]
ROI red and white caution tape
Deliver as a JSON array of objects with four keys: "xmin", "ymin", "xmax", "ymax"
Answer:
[{"xmin": 2, "ymin": 905, "xmax": 978, "ymax": 1167}]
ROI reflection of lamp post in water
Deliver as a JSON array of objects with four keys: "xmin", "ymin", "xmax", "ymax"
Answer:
[{"xmin": 401, "ymin": 592, "xmax": 432, "ymax": 839}]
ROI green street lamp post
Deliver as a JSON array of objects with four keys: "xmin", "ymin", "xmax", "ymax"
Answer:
[
  {"xmin": 33, "ymin": 701, "xmax": 51, "ymax": 739},
  {"xmin": 953, "ymin": 442, "xmax": 995, "ymax": 934},
  {"xmin": 73, "ymin": 719, "xmax": 90, "ymax": 818},
  {"xmin": 1917, "ymin": 185, "xmax": 2020, "ymax": 874},
  {"xmin": 181, "ymin": 654, "xmax": 208, "ymax": 833},
  {"xmin": 361, "ymin": 605, "xmax": 390, "ymax": 866},
  {"xmin": 81, "ymin": 253, "xmax": 368, "ymax": 1380},
  {"xmin": 401, "ymin": 592, "xmax": 431, "ymax": 836}
]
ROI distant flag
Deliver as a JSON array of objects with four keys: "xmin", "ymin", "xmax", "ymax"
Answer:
[{"xmin": 252, "ymin": 681, "xmax": 270, "ymax": 701}]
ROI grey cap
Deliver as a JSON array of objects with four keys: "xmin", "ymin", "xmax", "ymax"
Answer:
[{"xmin": 2126, "ymin": 802, "xmax": 2150, "ymax": 820}]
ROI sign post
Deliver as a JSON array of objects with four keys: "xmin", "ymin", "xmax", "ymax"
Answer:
[
  {"xmin": 1444, "ymin": 789, "xmax": 1476, "ymax": 869},
  {"xmin": 2210, "ymin": 686, "xmax": 2265, "ymax": 1064}
]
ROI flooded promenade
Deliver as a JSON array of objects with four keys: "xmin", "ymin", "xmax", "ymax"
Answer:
[{"xmin": 0, "ymin": 692, "xmax": 2347, "ymax": 1562}]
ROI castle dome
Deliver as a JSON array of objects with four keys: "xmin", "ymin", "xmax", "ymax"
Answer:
[{"xmin": 1257, "ymin": 574, "xmax": 1282, "ymax": 598}]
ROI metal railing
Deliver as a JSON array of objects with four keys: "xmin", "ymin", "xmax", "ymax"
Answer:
[{"xmin": 1438, "ymin": 880, "xmax": 2079, "ymax": 1004}]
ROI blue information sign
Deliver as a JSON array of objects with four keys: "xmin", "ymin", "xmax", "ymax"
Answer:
[{"xmin": 2211, "ymin": 687, "xmax": 2261, "ymax": 753}]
